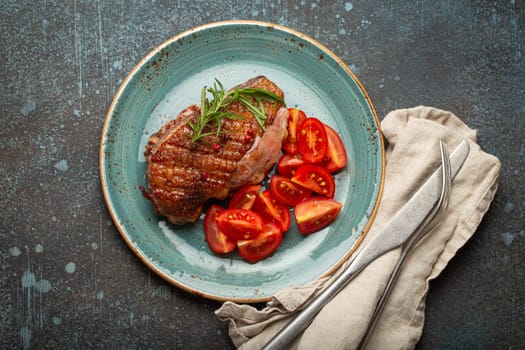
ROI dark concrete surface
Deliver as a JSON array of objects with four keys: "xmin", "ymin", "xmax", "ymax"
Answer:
[{"xmin": 1, "ymin": 1, "xmax": 523, "ymax": 349}]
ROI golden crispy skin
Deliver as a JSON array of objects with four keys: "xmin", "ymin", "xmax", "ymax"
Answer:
[{"xmin": 144, "ymin": 76, "xmax": 288, "ymax": 224}]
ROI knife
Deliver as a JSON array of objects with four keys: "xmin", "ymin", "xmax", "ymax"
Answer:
[{"xmin": 262, "ymin": 140, "xmax": 470, "ymax": 350}]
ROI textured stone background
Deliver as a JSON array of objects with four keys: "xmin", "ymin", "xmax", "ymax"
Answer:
[{"xmin": 1, "ymin": 1, "xmax": 523, "ymax": 349}]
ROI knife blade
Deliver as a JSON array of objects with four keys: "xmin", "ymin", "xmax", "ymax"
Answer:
[{"xmin": 262, "ymin": 140, "xmax": 470, "ymax": 350}]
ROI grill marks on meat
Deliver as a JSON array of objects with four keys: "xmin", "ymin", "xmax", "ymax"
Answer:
[{"xmin": 144, "ymin": 76, "xmax": 288, "ymax": 225}]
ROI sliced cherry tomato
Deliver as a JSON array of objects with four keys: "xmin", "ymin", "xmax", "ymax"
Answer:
[
  {"xmin": 282, "ymin": 108, "xmax": 307, "ymax": 154},
  {"xmin": 252, "ymin": 190, "xmax": 291, "ymax": 232},
  {"xmin": 320, "ymin": 124, "xmax": 348, "ymax": 173},
  {"xmin": 291, "ymin": 164, "xmax": 335, "ymax": 198},
  {"xmin": 294, "ymin": 197, "xmax": 343, "ymax": 235},
  {"xmin": 204, "ymin": 205, "xmax": 236, "ymax": 254},
  {"xmin": 237, "ymin": 223, "xmax": 283, "ymax": 263},
  {"xmin": 277, "ymin": 153, "xmax": 306, "ymax": 178},
  {"xmin": 215, "ymin": 209, "xmax": 263, "ymax": 241},
  {"xmin": 270, "ymin": 175, "xmax": 312, "ymax": 206},
  {"xmin": 229, "ymin": 184, "xmax": 261, "ymax": 210},
  {"xmin": 298, "ymin": 118, "xmax": 328, "ymax": 163}
]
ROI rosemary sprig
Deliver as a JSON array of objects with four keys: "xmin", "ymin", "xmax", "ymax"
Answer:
[{"xmin": 187, "ymin": 79, "xmax": 284, "ymax": 143}]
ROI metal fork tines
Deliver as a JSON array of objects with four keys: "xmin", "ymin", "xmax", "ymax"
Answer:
[{"xmin": 357, "ymin": 141, "xmax": 452, "ymax": 349}]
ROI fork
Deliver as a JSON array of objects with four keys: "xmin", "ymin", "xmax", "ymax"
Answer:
[
  {"xmin": 357, "ymin": 141, "xmax": 452, "ymax": 349},
  {"xmin": 262, "ymin": 141, "xmax": 453, "ymax": 350}
]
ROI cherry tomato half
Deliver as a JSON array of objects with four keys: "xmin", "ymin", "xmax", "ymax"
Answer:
[
  {"xmin": 252, "ymin": 190, "xmax": 291, "ymax": 232},
  {"xmin": 294, "ymin": 197, "xmax": 343, "ymax": 235},
  {"xmin": 229, "ymin": 184, "xmax": 261, "ymax": 210},
  {"xmin": 237, "ymin": 223, "xmax": 283, "ymax": 263},
  {"xmin": 215, "ymin": 208, "xmax": 263, "ymax": 241},
  {"xmin": 204, "ymin": 205, "xmax": 236, "ymax": 254},
  {"xmin": 291, "ymin": 164, "xmax": 335, "ymax": 198},
  {"xmin": 320, "ymin": 124, "xmax": 348, "ymax": 173},
  {"xmin": 282, "ymin": 108, "xmax": 307, "ymax": 154},
  {"xmin": 298, "ymin": 118, "xmax": 328, "ymax": 163},
  {"xmin": 270, "ymin": 175, "xmax": 312, "ymax": 206},
  {"xmin": 277, "ymin": 153, "xmax": 306, "ymax": 178}
]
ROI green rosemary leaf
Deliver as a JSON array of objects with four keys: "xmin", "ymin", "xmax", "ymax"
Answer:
[
  {"xmin": 237, "ymin": 95, "xmax": 264, "ymax": 130},
  {"xmin": 187, "ymin": 79, "xmax": 284, "ymax": 143},
  {"xmin": 200, "ymin": 86, "xmax": 208, "ymax": 117}
]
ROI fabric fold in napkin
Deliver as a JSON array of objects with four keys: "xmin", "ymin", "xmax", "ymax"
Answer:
[{"xmin": 215, "ymin": 106, "xmax": 501, "ymax": 349}]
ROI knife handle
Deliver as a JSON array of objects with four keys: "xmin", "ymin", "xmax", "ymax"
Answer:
[{"xmin": 261, "ymin": 246, "xmax": 386, "ymax": 350}]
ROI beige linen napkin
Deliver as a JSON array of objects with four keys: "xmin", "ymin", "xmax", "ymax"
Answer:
[{"xmin": 216, "ymin": 106, "xmax": 501, "ymax": 349}]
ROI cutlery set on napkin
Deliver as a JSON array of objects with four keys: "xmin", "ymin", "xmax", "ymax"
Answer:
[{"xmin": 216, "ymin": 106, "xmax": 501, "ymax": 349}]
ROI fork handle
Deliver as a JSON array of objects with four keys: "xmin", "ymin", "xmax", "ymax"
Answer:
[
  {"xmin": 357, "ymin": 141, "xmax": 452, "ymax": 349},
  {"xmin": 356, "ymin": 227, "xmax": 423, "ymax": 349}
]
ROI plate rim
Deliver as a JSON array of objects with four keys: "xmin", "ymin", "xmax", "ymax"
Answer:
[{"xmin": 99, "ymin": 20, "xmax": 385, "ymax": 302}]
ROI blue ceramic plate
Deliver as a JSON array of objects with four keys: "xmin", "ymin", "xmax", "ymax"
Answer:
[{"xmin": 100, "ymin": 21, "xmax": 384, "ymax": 302}]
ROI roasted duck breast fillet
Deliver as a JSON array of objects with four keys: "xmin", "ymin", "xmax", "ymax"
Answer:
[{"xmin": 143, "ymin": 76, "xmax": 289, "ymax": 224}]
